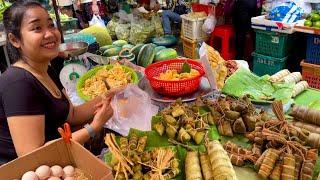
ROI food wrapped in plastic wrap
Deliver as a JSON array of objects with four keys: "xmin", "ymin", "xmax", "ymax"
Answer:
[
  {"xmin": 129, "ymin": 17, "xmax": 154, "ymax": 45},
  {"xmin": 115, "ymin": 23, "xmax": 131, "ymax": 41},
  {"xmin": 106, "ymin": 17, "xmax": 119, "ymax": 39},
  {"xmin": 151, "ymin": 15, "xmax": 164, "ymax": 37}
]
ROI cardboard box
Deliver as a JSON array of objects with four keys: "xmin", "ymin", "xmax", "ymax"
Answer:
[{"xmin": 0, "ymin": 138, "xmax": 113, "ymax": 180}]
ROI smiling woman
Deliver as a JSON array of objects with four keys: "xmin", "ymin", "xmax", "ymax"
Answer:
[{"xmin": 0, "ymin": 0, "xmax": 120, "ymax": 165}]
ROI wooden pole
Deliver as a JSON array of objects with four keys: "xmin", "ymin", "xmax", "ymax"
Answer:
[{"xmin": 51, "ymin": 0, "xmax": 64, "ymax": 43}]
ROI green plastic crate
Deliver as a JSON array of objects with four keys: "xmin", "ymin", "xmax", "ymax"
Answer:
[
  {"xmin": 255, "ymin": 30, "xmax": 293, "ymax": 58},
  {"xmin": 253, "ymin": 52, "xmax": 287, "ymax": 76}
]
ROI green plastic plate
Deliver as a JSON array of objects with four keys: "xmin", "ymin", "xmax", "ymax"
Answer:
[{"xmin": 76, "ymin": 65, "xmax": 139, "ymax": 101}]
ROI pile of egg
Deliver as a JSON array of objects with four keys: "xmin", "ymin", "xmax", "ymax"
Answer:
[{"xmin": 21, "ymin": 165, "xmax": 75, "ymax": 180}]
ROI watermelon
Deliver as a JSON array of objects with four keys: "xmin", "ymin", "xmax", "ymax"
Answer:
[
  {"xmin": 122, "ymin": 44, "xmax": 134, "ymax": 50},
  {"xmin": 151, "ymin": 35, "xmax": 178, "ymax": 47},
  {"xmin": 112, "ymin": 40, "xmax": 128, "ymax": 47},
  {"xmin": 155, "ymin": 48, "xmax": 178, "ymax": 62},
  {"xmin": 154, "ymin": 46, "xmax": 166, "ymax": 54},
  {"xmin": 103, "ymin": 46, "xmax": 122, "ymax": 57},
  {"xmin": 137, "ymin": 44, "xmax": 155, "ymax": 67},
  {"xmin": 99, "ymin": 45, "xmax": 116, "ymax": 52},
  {"xmin": 130, "ymin": 44, "xmax": 144, "ymax": 61}
]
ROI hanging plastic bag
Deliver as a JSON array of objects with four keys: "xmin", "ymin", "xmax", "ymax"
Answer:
[
  {"xmin": 202, "ymin": 12, "xmax": 217, "ymax": 34},
  {"xmin": 89, "ymin": 14, "xmax": 105, "ymax": 27},
  {"xmin": 105, "ymin": 84, "xmax": 159, "ymax": 136}
]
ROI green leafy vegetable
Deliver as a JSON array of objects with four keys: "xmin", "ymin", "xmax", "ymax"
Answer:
[{"xmin": 182, "ymin": 62, "xmax": 191, "ymax": 73}]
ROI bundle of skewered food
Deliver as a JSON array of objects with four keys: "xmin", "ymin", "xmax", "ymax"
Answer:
[
  {"xmin": 105, "ymin": 133, "xmax": 180, "ymax": 180},
  {"xmin": 240, "ymin": 101, "xmax": 319, "ymax": 180},
  {"xmin": 207, "ymin": 95, "xmax": 269, "ymax": 137}
]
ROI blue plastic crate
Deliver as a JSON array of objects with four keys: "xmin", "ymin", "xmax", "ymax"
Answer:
[{"xmin": 306, "ymin": 34, "xmax": 320, "ymax": 64}]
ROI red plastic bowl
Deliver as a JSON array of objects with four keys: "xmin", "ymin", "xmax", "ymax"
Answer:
[{"xmin": 145, "ymin": 59, "xmax": 205, "ymax": 96}]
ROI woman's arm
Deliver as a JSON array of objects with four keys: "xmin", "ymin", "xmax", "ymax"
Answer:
[
  {"xmin": 7, "ymin": 115, "xmax": 45, "ymax": 157},
  {"xmin": 66, "ymin": 95, "xmax": 102, "ymax": 126},
  {"xmin": 8, "ymin": 99, "xmax": 112, "ymax": 156}
]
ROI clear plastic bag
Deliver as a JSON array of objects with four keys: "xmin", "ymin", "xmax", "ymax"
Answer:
[
  {"xmin": 115, "ymin": 23, "xmax": 131, "ymax": 41},
  {"xmin": 202, "ymin": 13, "xmax": 217, "ymax": 34},
  {"xmin": 89, "ymin": 15, "xmax": 106, "ymax": 28},
  {"xmin": 105, "ymin": 84, "xmax": 159, "ymax": 136}
]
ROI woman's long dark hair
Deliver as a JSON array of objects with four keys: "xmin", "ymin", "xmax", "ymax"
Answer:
[{"xmin": 3, "ymin": 0, "xmax": 45, "ymax": 63}]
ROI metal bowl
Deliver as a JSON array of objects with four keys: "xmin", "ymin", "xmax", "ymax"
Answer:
[{"xmin": 59, "ymin": 42, "xmax": 88, "ymax": 57}]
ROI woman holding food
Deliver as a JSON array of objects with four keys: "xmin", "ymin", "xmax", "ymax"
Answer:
[{"xmin": 0, "ymin": 1, "xmax": 118, "ymax": 165}]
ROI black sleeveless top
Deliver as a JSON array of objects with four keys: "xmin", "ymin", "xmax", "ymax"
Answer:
[{"xmin": 0, "ymin": 66, "xmax": 69, "ymax": 164}]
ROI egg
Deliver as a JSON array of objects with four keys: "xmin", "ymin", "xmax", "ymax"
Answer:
[
  {"xmin": 21, "ymin": 171, "xmax": 39, "ymax": 180},
  {"xmin": 35, "ymin": 165, "xmax": 51, "ymax": 179},
  {"xmin": 50, "ymin": 165, "xmax": 63, "ymax": 177},
  {"xmin": 47, "ymin": 177, "xmax": 61, "ymax": 180},
  {"xmin": 64, "ymin": 177, "xmax": 74, "ymax": 180},
  {"xmin": 62, "ymin": 165, "xmax": 74, "ymax": 178}
]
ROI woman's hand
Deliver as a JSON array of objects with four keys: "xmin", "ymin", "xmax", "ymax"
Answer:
[{"xmin": 91, "ymin": 97, "xmax": 113, "ymax": 129}]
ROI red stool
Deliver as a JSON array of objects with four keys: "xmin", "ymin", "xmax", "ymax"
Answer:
[{"xmin": 209, "ymin": 25, "xmax": 236, "ymax": 60}]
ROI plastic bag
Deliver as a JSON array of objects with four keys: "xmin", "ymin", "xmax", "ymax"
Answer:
[
  {"xmin": 89, "ymin": 15, "xmax": 105, "ymax": 27},
  {"xmin": 106, "ymin": 16, "xmax": 119, "ymax": 39},
  {"xmin": 268, "ymin": 2, "xmax": 304, "ymax": 23},
  {"xmin": 151, "ymin": 15, "xmax": 164, "ymax": 37},
  {"xmin": 105, "ymin": 84, "xmax": 159, "ymax": 136},
  {"xmin": 202, "ymin": 13, "xmax": 217, "ymax": 34},
  {"xmin": 129, "ymin": 16, "xmax": 154, "ymax": 44},
  {"xmin": 115, "ymin": 23, "xmax": 131, "ymax": 41}
]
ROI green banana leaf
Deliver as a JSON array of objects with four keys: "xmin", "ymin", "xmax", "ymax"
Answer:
[
  {"xmin": 294, "ymin": 88, "xmax": 320, "ymax": 110},
  {"xmin": 222, "ymin": 68, "xmax": 294, "ymax": 103}
]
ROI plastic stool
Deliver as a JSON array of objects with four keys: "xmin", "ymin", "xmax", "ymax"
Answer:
[{"xmin": 209, "ymin": 25, "xmax": 236, "ymax": 60}]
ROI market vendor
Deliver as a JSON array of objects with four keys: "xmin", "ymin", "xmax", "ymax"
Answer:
[
  {"xmin": 162, "ymin": 0, "xmax": 188, "ymax": 35},
  {"xmin": 0, "ymin": 1, "xmax": 119, "ymax": 165},
  {"xmin": 138, "ymin": 0, "xmax": 160, "ymax": 12},
  {"xmin": 51, "ymin": 0, "xmax": 75, "ymax": 18},
  {"xmin": 76, "ymin": 0, "xmax": 107, "ymax": 28}
]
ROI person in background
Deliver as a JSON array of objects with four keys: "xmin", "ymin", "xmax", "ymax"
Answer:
[
  {"xmin": 232, "ymin": 0, "xmax": 262, "ymax": 60},
  {"xmin": 76, "ymin": 0, "xmax": 107, "ymax": 28},
  {"xmin": 0, "ymin": 0, "xmax": 120, "ymax": 165},
  {"xmin": 53, "ymin": 0, "xmax": 75, "ymax": 18},
  {"xmin": 162, "ymin": 0, "xmax": 188, "ymax": 35}
]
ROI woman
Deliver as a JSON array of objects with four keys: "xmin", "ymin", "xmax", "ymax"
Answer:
[{"xmin": 0, "ymin": 1, "xmax": 117, "ymax": 165}]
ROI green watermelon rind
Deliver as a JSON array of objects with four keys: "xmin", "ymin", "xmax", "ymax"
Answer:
[
  {"xmin": 155, "ymin": 48, "xmax": 178, "ymax": 62},
  {"xmin": 137, "ymin": 44, "xmax": 155, "ymax": 67},
  {"xmin": 112, "ymin": 40, "xmax": 128, "ymax": 47},
  {"xmin": 103, "ymin": 46, "xmax": 122, "ymax": 57},
  {"xmin": 154, "ymin": 46, "xmax": 166, "ymax": 54},
  {"xmin": 130, "ymin": 44, "xmax": 144, "ymax": 61},
  {"xmin": 99, "ymin": 45, "xmax": 116, "ymax": 52}
]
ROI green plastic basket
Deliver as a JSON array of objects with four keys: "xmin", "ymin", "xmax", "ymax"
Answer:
[
  {"xmin": 77, "ymin": 65, "xmax": 139, "ymax": 101},
  {"xmin": 255, "ymin": 30, "xmax": 293, "ymax": 58},
  {"xmin": 253, "ymin": 52, "xmax": 287, "ymax": 76}
]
